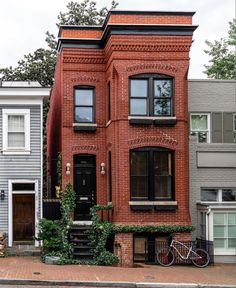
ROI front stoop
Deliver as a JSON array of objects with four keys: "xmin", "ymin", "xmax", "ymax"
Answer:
[
  {"xmin": 7, "ymin": 244, "xmax": 41, "ymax": 256},
  {"xmin": 70, "ymin": 225, "xmax": 93, "ymax": 260}
]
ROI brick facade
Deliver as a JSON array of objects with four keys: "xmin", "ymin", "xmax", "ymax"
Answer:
[{"xmin": 47, "ymin": 10, "xmax": 197, "ymax": 265}]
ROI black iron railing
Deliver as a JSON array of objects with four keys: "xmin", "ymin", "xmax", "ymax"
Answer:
[
  {"xmin": 43, "ymin": 199, "xmax": 61, "ymax": 220},
  {"xmin": 145, "ymin": 239, "xmax": 214, "ymax": 265}
]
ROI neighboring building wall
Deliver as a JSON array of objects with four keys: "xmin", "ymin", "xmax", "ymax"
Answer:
[
  {"xmin": 189, "ymin": 79, "xmax": 236, "ymax": 263},
  {"xmin": 0, "ymin": 105, "xmax": 41, "ymax": 233},
  {"xmin": 46, "ymin": 58, "xmax": 62, "ymax": 198}
]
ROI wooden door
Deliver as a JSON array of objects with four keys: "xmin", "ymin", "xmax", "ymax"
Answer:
[{"xmin": 13, "ymin": 194, "xmax": 35, "ymax": 241}]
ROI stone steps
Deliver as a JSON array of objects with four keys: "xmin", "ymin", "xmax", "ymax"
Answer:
[{"xmin": 69, "ymin": 225, "xmax": 93, "ymax": 260}]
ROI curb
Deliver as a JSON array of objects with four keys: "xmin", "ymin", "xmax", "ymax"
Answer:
[{"xmin": 0, "ymin": 279, "xmax": 235, "ymax": 288}]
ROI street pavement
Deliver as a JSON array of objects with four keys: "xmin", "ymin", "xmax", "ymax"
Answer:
[{"xmin": 0, "ymin": 256, "xmax": 235, "ymax": 287}]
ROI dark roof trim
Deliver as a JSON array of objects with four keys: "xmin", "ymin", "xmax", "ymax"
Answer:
[
  {"xmin": 58, "ymin": 10, "xmax": 196, "ymax": 36},
  {"xmin": 57, "ymin": 24, "xmax": 198, "ymax": 52},
  {"xmin": 104, "ymin": 10, "xmax": 196, "ymax": 28}
]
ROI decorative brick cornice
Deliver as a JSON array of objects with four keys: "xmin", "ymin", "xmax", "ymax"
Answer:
[
  {"xmin": 126, "ymin": 63, "xmax": 178, "ymax": 73},
  {"xmin": 63, "ymin": 57, "xmax": 105, "ymax": 64},
  {"xmin": 128, "ymin": 133, "xmax": 178, "ymax": 149},
  {"xmin": 113, "ymin": 44, "xmax": 190, "ymax": 53},
  {"xmin": 72, "ymin": 145, "xmax": 99, "ymax": 152}
]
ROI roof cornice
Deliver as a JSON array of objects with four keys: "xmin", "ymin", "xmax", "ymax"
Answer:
[{"xmin": 57, "ymin": 23, "xmax": 198, "ymax": 52}]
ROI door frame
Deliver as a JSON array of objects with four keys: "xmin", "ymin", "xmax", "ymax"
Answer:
[
  {"xmin": 73, "ymin": 154, "xmax": 96, "ymax": 221},
  {"xmin": 8, "ymin": 179, "xmax": 39, "ymax": 247}
]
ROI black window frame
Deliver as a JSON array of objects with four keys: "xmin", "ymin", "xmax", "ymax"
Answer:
[
  {"xmin": 74, "ymin": 86, "xmax": 95, "ymax": 124},
  {"xmin": 129, "ymin": 74, "xmax": 174, "ymax": 117},
  {"xmin": 130, "ymin": 147, "xmax": 175, "ymax": 201}
]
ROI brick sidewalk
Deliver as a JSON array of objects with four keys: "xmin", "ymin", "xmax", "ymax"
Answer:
[{"xmin": 0, "ymin": 257, "xmax": 235, "ymax": 286}]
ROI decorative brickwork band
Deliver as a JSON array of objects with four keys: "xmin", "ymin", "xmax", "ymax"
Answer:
[
  {"xmin": 64, "ymin": 57, "xmax": 105, "ymax": 64},
  {"xmin": 72, "ymin": 145, "xmax": 99, "ymax": 152},
  {"xmin": 70, "ymin": 76, "xmax": 100, "ymax": 83},
  {"xmin": 113, "ymin": 44, "xmax": 191, "ymax": 54},
  {"xmin": 126, "ymin": 63, "xmax": 178, "ymax": 73},
  {"xmin": 128, "ymin": 133, "xmax": 178, "ymax": 148}
]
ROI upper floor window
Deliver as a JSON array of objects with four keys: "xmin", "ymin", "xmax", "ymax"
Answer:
[
  {"xmin": 2, "ymin": 109, "xmax": 30, "ymax": 154},
  {"xmin": 190, "ymin": 112, "xmax": 236, "ymax": 143},
  {"xmin": 130, "ymin": 147, "xmax": 174, "ymax": 201},
  {"xmin": 74, "ymin": 87, "xmax": 95, "ymax": 123},
  {"xmin": 190, "ymin": 113, "xmax": 210, "ymax": 143},
  {"xmin": 201, "ymin": 188, "xmax": 236, "ymax": 202},
  {"xmin": 130, "ymin": 74, "xmax": 173, "ymax": 117}
]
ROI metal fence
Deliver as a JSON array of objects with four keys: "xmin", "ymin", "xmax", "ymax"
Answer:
[
  {"xmin": 43, "ymin": 199, "xmax": 61, "ymax": 220},
  {"xmin": 145, "ymin": 239, "xmax": 214, "ymax": 265}
]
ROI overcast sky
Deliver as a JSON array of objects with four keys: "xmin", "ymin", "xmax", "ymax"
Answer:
[{"xmin": 0, "ymin": 0, "xmax": 235, "ymax": 79}]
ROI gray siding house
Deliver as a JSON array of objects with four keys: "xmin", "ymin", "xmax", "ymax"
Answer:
[
  {"xmin": 189, "ymin": 79, "xmax": 236, "ymax": 263},
  {"xmin": 0, "ymin": 81, "xmax": 50, "ymax": 247}
]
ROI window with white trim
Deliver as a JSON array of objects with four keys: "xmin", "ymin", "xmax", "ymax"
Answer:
[
  {"xmin": 190, "ymin": 113, "xmax": 210, "ymax": 143},
  {"xmin": 233, "ymin": 113, "xmax": 236, "ymax": 143},
  {"xmin": 201, "ymin": 188, "xmax": 236, "ymax": 202},
  {"xmin": 2, "ymin": 109, "xmax": 30, "ymax": 154},
  {"xmin": 213, "ymin": 212, "xmax": 236, "ymax": 253}
]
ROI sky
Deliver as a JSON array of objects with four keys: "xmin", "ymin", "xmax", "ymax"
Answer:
[{"xmin": 0, "ymin": 0, "xmax": 235, "ymax": 79}]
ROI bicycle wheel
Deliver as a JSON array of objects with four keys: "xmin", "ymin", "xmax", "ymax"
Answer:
[
  {"xmin": 191, "ymin": 248, "xmax": 210, "ymax": 268},
  {"xmin": 157, "ymin": 248, "xmax": 175, "ymax": 267}
]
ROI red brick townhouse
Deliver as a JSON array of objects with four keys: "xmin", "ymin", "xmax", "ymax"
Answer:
[{"xmin": 47, "ymin": 10, "xmax": 197, "ymax": 265}]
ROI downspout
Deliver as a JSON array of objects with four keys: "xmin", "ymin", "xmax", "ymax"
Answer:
[{"xmin": 206, "ymin": 207, "xmax": 211, "ymax": 241}]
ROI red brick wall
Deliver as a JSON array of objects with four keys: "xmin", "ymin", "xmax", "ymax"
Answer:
[
  {"xmin": 114, "ymin": 233, "xmax": 133, "ymax": 267},
  {"xmin": 48, "ymin": 12, "xmax": 195, "ymax": 227}
]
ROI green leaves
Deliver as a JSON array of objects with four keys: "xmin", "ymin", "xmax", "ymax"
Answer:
[
  {"xmin": 57, "ymin": 0, "xmax": 118, "ymax": 26},
  {"xmin": 89, "ymin": 204, "xmax": 194, "ymax": 266},
  {"xmin": 204, "ymin": 18, "xmax": 236, "ymax": 79}
]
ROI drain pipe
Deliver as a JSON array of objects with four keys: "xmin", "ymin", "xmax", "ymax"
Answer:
[{"xmin": 206, "ymin": 207, "xmax": 211, "ymax": 241}]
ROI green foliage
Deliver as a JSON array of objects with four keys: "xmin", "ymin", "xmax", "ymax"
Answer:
[
  {"xmin": 37, "ymin": 219, "xmax": 62, "ymax": 253},
  {"xmin": 96, "ymin": 251, "xmax": 119, "ymax": 266},
  {"xmin": 58, "ymin": 0, "xmax": 118, "ymax": 26},
  {"xmin": 38, "ymin": 182, "xmax": 76, "ymax": 263},
  {"xmin": 204, "ymin": 18, "xmax": 236, "ymax": 79},
  {"xmin": 0, "ymin": 0, "xmax": 119, "ymax": 197},
  {"xmin": 89, "ymin": 204, "xmax": 194, "ymax": 266}
]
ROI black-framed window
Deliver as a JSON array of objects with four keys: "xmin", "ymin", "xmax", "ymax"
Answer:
[
  {"xmin": 74, "ymin": 87, "xmax": 95, "ymax": 123},
  {"xmin": 130, "ymin": 74, "xmax": 173, "ymax": 117},
  {"xmin": 130, "ymin": 147, "xmax": 174, "ymax": 200}
]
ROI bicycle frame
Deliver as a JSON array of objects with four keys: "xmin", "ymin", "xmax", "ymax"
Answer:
[{"xmin": 170, "ymin": 240, "xmax": 201, "ymax": 260}]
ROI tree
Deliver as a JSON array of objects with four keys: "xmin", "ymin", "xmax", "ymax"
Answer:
[
  {"xmin": 0, "ymin": 0, "xmax": 118, "ymax": 86},
  {"xmin": 0, "ymin": 0, "xmax": 118, "ymax": 197},
  {"xmin": 204, "ymin": 19, "xmax": 236, "ymax": 79}
]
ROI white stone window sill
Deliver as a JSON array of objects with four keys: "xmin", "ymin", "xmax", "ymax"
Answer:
[
  {"xmin": 72, "ymin": 123, "xmax": 97, "ymax": 127},
  {"xmin": 2, "ymin": 150, "xmax": 31, "ymax": 155},
  {"xmin": 128, "ymin": 116, "xmax": 176, "ymax": 121},
  {"xmin": 129, "ymin": 201, "xmax": 178, "ymax": 206}
]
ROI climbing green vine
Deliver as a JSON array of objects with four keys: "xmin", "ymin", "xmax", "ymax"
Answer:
[
  {"xmin": 88, "ymin": 204, "xmax": 195, "ymax": 266},
  {"xmin": 38, "ymin": 182, "xmax": 76, "ymax": 264}
]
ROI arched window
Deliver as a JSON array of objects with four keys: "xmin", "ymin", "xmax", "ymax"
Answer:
[
  {"xmin": 74, "ymin": 86, "xmax": 95, "ymax": 123},
  {"xmin": 129, "ymin": 74, "xmax": 173, "ymax": 117},
  {"xmin": 130, "ymin": 147, "xmax": 174, "ymax": 201}
]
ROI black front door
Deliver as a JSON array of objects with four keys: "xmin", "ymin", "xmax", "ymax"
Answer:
[{"xmin": 74, "ymin": 155, "xmax": 96, "ymax": 220}]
